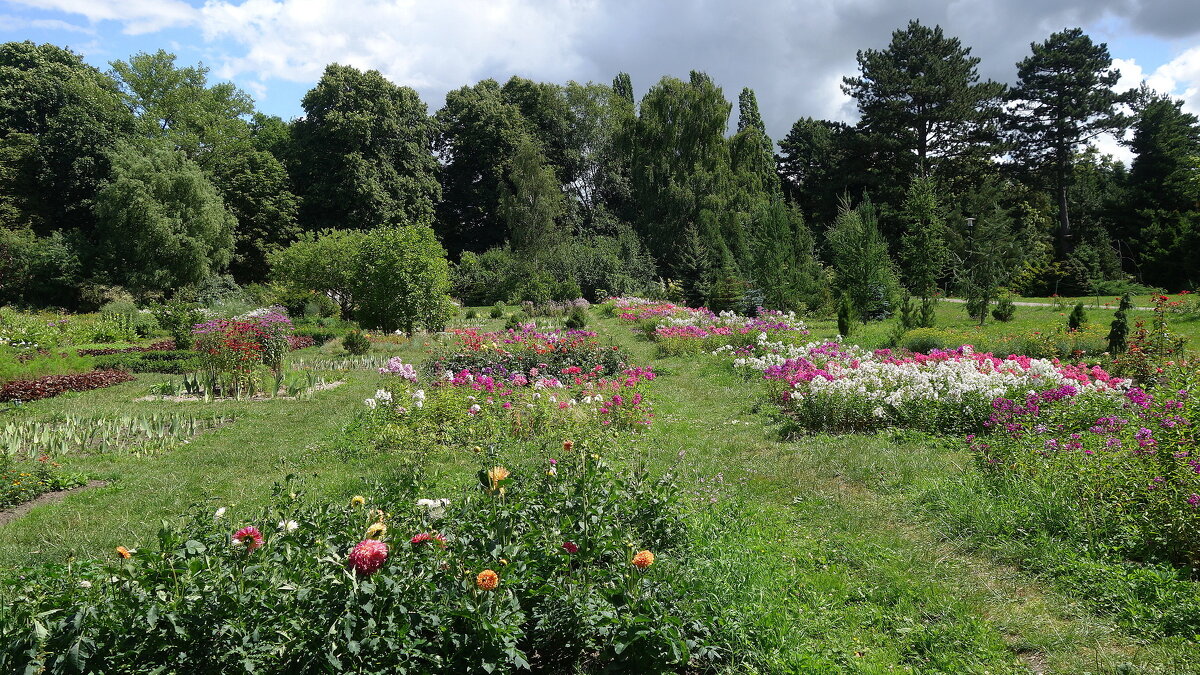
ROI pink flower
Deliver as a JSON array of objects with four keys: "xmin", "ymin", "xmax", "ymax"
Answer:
[
  {"xmin": 562, "ymin": 541, "xmax": 578, "ymax": 554},
  {"xmin": 348, "ymin": 539, "xmax": 389, "ymax": 576},
  {"xmin": 409, "ymin": 532, "xmax": 447, "ymax": 547},
  {"xmin": 232, "ymin": 526, "xmax": 264, "ymax": 553}
]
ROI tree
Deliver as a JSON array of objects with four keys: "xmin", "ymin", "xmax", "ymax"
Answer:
[
  {"xmin": 730, "ymin": 88, "xmax": 779, "ymax": 197},
  {"xmin": 293, "ymin": 64, "xmax": 440, "ymax": 230},
  {"xmin": 268, "ymin": 229, "xmax": 362, "ymax": 317},
  {"xmin": 499, "ymin": 139, "xmax": 566, "ymax": 257},
  {"xmin": 745, "ymin": 200, "xmax": 827, "ymax": 312},
  {"xmin": 0, "ymin": 41, "xmax": 133, "ymax": 237},
  {"xmin": 93, "ymin": 141, "xmax": 235, "ymax": 295},
  {"xmin": 899, "ymin": 176, "xmax": 948, "ymax": 306},
  {"xmin": 210, "ymin": 150, "xmax": 300, "ymax": 282},
  {"xmin": 1107, "ymin": 293, "xmax": 1132, "ymax": 352},
  {"xmin": 826, "ymin": 196, "xmax": 899, "ymax": 323},
  {"xmin": 777, "ymin": 118, "xmax": 874, "ymax": 229},
  {"xmin": 1126, "ymin": 96, "xmax": 1200, "ymax": 289},
  {"xmin": 354, "ymin": 225, "xmax": 454, "ymax": 334},
  {"xmin": 842, "ymin": 20, "xmax": 1004, "ymax": 186},
  {"xmin": 436, "ymin": 79, "xmax": 533, "ymax": 253},
  {"xmin": 108, "ymin": 50, "xmax": 255, "ymax": 165},
  {"xmin": 949, "ymin": 199, "xmax": 1023, "ymax": 326},
  {"xmin": 1006, "ymin": 28, "xmax": 1130, "ymax": 252}
]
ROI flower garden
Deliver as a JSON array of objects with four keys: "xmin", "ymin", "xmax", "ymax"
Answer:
[{"xmin": 1, "ymin": 297, "xmax": 1198, "ymax": 672}]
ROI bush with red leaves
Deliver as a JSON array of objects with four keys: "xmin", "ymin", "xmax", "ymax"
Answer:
[
  {"xmin": 286, "ymin": 335, "xmax": 316, "ymax": 351},
  {"xmin": 77, "ymin": 340, "xmax": 175, "ymax": 356},
  {"xmin": 0, "ymin": 370, "xmax": 135, "ymax": 402}
]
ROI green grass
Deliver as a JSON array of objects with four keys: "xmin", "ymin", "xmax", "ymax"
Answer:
[{"xmin": 2, "ymin": 312, "xmax": 1197, "ymax": 672}]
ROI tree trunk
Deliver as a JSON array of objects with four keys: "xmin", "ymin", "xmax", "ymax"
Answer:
[{"xmin": 1056, "ymin": 171, "xmax": 1072, "ymax": 256}]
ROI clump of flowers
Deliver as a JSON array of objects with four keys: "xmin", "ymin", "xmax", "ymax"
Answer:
[
  {"xmin": 379, "ymin": 357, "xmax": 418, "ymax": 382},
  {"xmin": 232, "ymin": 526, "xmax": 264, "ymax": 553},
  {"xmin": 348, "ymin": 539, "xmax": 389, "ymax": 576},
  {"xmin": 562, "ymin": 541, "xmax": 578, "ymax": 554}
]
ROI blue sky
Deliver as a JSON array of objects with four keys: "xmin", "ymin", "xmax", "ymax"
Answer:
[{"xmin": 3, "ymin": 0, "xmax": 1200, "ymax": 161}]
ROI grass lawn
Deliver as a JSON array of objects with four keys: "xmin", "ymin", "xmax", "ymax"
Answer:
[{"xmin": 1, "ymin": 309, "xmax": 1196, "ymax": 672}]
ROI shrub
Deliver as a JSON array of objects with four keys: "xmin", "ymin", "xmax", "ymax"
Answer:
[
  {"xmin": 151, "ymin": 301, "xmax": 205, "ymax": 350},
  {"xmin": 1107, "ymin": 293, "xmax": 1132, "ymax": 353},
  {"xmin": 342, "ymin": 329, "xmax": 370, "ymax": 355},
  {"xmin": 293, "ymin": 327, "xmax": 337, "ymax": 346},
  {"xmin": 504, "ymin": 312, "xmax": 529, "ymax": 331},
  {"xmin": 464, "ymin": 308, "xmax": 478, "ymax": 320},
  {"xmin": 991, "ymin": 293, "xmax": 1016, "ymax": 322},
  {"xmin": 836, "ymin": 294, "xmax": 854, "ymax": 337},
  {"xmin": 564, "ymin": 306, "xmax": 589, "ymax": 330},
  {"xmin": 899, "ymin": 328, "xmax": 950, "ymax": 354},
  {"xmin": 489, "ymin": 302, "xmax": 505, "ymax": 319},
  {"xmin": 92, "ymin": 351, "xmax": 203, "ymax": 374},
  {"xmin": 1067, "ymin": 302, "xmax": 1088, "ymax": 331}
]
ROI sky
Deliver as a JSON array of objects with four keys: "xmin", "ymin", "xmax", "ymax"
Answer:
[{"xmin": 4, "ymin": 0, "xmax": 1200, "ymax": 164}]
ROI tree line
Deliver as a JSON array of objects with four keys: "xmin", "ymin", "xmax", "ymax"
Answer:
[{"xmin": 1, "ymin": 20, "xmax": 1197, "ymax": 321}]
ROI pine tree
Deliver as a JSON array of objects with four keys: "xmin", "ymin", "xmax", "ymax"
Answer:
[
  {"xmin": 827, "ymin": 196, "xmax": 899, "ymax": 323},
  {"xmin": 1006, "ymin": 28, "xmax": 1130, "ymax": 253},
  {"xmin": 1067, "ymin": 302, "xmax": 1088, "ymax": 331}
]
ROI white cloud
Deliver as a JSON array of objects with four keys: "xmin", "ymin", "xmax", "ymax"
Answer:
[{"xmin": 10, "ymin": 0, "xmax": 196, "ymax": 33}]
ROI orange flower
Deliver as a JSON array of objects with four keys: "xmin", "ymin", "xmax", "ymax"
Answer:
[
  {"xmin": 632, "ymin": 550, "xmax": 654, "ymax": 570},
  {"xmin": 115, "ymin": 546, "xmax": 132, "ymax": 559},
  {"xmin": 476, "ymin": 569, "xmax": 499, "ymax": 590}
]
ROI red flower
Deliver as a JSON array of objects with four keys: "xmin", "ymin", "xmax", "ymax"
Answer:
[
  {"xmin": 232, "ymin": 526, "xmax": 264, "ymax": 553},
  {"xmin": 562, "ymin": 541, "xmax": 578, "ymax": 554},
  {"xmin": 409, "ymin": 532, "xmax": 447, "ymax": 547},
  {"xmin": 348, "ymin": 539, "xmax": 389, "ymax": 576}
]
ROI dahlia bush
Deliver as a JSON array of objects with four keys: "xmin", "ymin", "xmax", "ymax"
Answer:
[{"xmin": 0, "ymin": 453, "xmax": 713, "ymax": 673}]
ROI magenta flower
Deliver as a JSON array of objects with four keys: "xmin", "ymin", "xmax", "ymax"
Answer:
[
  {"xmin": 562, "ymin": 541, "xmax": 578, "ymax": 554},
  {"xmin": 348, "ymin": 539, "xmax": 389, "ymax": 576}
]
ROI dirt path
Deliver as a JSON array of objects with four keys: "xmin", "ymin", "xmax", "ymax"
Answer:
[{"xmin": 0, "ymin": 480, "xmax": 107, "ymax": 528}]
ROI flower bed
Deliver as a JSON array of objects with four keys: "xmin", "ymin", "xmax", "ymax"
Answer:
[
  {"xmin": 0, "ymin": 458, "xmax": 84, "ymax": 509},
  {"xmin": 970, "ymin": 369, "xmax": 1199, "ymax": 568},
  {"xmin": 0, "ymin": 370, "xmax": 135, "ymax": 403},
  {"xmin": 605, "ymin": 297, "xmax": 809, "ymax": 355},
  {"xmin": 729, "ymin": 337, "xmax": 1128, "ymax": 434},
  {"xmin": 0, "ymin": 458, "xmax": 718, "ymax": 672},
  {"xmin": 424, "ymin": 326, "xmax": 621, "ymax": 379}
]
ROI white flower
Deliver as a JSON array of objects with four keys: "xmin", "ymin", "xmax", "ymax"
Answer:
[
  {"xmin": 278, "ymin": 520, "xmax": 299, "ymax": 532},
  {"xmin": 79, "ymin": 580, "xmax": 92, "ymax": 589},
  {"xmin": 416, "ymin": 498, "xmax": 450, "ymax": 520},
  {"xmin": 412, "ymin": 389, "xmax": 426, "ymax": 401},
  {"xmin": 214, "ymin": 507, "xmax": 226, "ymax": 520},
  {"xmin": 375, "ymin": 389, "xmax": 393, "ymax": 404},
  {"xmin": 364, "ymin": 398, "xmax": 377, "ymax": 409},
  {"xmin": 469, "ymin": 404, "xmax": 481, "ymax": 413}
]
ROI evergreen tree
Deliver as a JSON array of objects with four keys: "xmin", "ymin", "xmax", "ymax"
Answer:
[
  {"xmin": 950, "ymin": 201, "xmax": 1023, "ymax": 326},
  {"xmin": 842, "ymin": 20, "xmax": 1004, "ymax": 186},
  {"xmin": 1006, "ymin": 28, "xmax": 1130, "ymax": 252},
  {"xmin": 1067, "ymin": 302, "xmax": 1088, "ymax": 331},
  {"xmin": 827, "ymin": 196, "xmax": 899, "ymax": 323},
  {"xmin": 730, "ymin": 88, "xmax": 779, "ymax": 197},
  {"xmin": 1126, "ymin": 96, "xmax": 1200, "ymax": 289},
  {"xmin": 777, "ymin": 117, "xmax": 875, "ymax": 230},
  {"xmin": 1108, "ymin": 293, "xmax": 1132, "ymax": 352},
  {"xmin": 899, "ymin": 176, "xmax": 947, "ymax": 303}
]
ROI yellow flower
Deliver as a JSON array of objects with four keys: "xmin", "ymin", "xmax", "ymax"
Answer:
[
  {"xmin": 487, "ymin": 466, "xmax": 510, "ymax": 494},
  {"xmin": 476, "ymin": 569, "xmax": 499, "ymax": 590},
  {"xmin": 632, "ymin": 550, "xmax": 654, "ymax": 570},
  {"xmin": 350, "ymin": 495, "xmax": 366, "ymax": 508},
  {"xmin": 499, "ymin": 558, "xmax": 509, "ymax": 566},
  {"xmin": 365, "ymin": 522, "xmax": 387, "ymax": 539}
]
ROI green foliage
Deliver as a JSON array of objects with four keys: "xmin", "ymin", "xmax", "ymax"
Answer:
[
  {"xmin": 342, "ymin": 329, "xmax": 370, "ymax": 355},
  {"xmin": 0, "ymin": 349, "xmax": 95, "ymax": 384},
  {"xmin": 92, "ymin": 350, "xmax": 201, "ymax": 374},
  {"xmin": 500, "ymin": 139, "xmax": 565, "ymax": 259},
  {"xmin": 489, "ymin": 302, "xmax": 505, "ymax": 319},
  {"xmin": 1067, "ymin": 302, "xmax": 1088, "ymax": 331},
  {"xmin": 950, "ymin": 189, "xmax": 1024, "ymax": 326},
  {"xmin": 990, "ymin": 293, "xmax": 1016, "ymax": 322},
  {"xmin": 899, "ymin": 327, "xmax": 951, "ymax": 353},
  {"xmin": 93, "ymin": 140, "xmax": 235, "ymax": 296},
  {"xmin": 0, "ymin": 228, "xmax": 82, "ymax": 308},
  {"xmin": 504, "ymin": 312, "xmax": 529, "ymax": 331},
  {"xmin": 150, "ymin": 301, "xmax": 204, "ymax": 350},
  {"xmin": 292, "ymin": 64, "xmax": 440, "ymax": 230}
]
